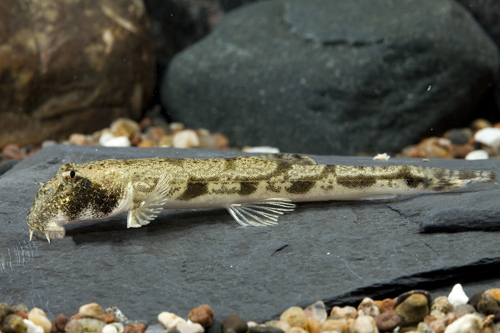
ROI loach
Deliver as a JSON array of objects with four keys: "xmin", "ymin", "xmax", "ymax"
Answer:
[{"xmin": 27, "ymin": 153, "xmax": 497, "ymax": 242}]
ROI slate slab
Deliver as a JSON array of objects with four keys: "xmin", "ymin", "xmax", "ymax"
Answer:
[{"xmin": 1, "ymin": 145, "xmax": 500, "ymax": 322}]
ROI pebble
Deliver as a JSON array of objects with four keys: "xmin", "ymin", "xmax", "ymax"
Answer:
[
  {"xmin": 197, "ymin": 129, "xmax": 218, "ymax": 150},
  {"xmin": 431, "ymin": 296, "xmax": 454, "ymax": 314},
  {"xmin": 485, "ymin": 289, "xmax": 500, "ymax": 302},
  {"xmin": 474, "ymin": 127, "xmax": 500, "ymax": 147},
  {"xmin": 78, "ymin": 318, "xmax": 106, "ymax": 333},
  {"xmin": 376, "ymin": 298, "xmax": 396, "ymax": 313},
  {"xmin": 372, "ymin": 153, "xmax": 390, "ymax": 161},
  {"xmin": 2, "ymin": 143, "xmax": 24, "ymax": 160},
  {"xmin": 69, "ymin": 133, "xmax": 88, "ymax": 145},
  {"xmin": 449, "ymin": 144, "xmax": 474, "ymax": 159},
  {"xmin": 375, "ymin": 310, "xmax": 400, "ymax": 332},
  {"xmin": 157, "ymin": 313, "xmax": 186, "ymax": 330},
  {"xmin": 476, "ymin": 293, "xmax": 498, "ymax": 315},
  {"xmin": 427, "ymin": 317, "xmax": 446, "ymax": 333},
  {"xmin": 443, "ymin": 313, "xmax": 482, "ymax": 333},
  {"xmin": 267, "ymin": 321, "xmax": 290, "ymax": 332},
  {"xmin": 99, "ymin": 133, "xmax": 131, "ymax": 147},
  {"xmin": 444, "ymin": 128, "xmax": 472, "ymax": 145},
  {"xmin": 101, "ymin": 313, "xmax": 115, "ymax": 324},
  {"xmin": 242, "ymin": 146, "xmax": 280, "ymax": 154},
  {"xmin": 395, "ymin": 293, "xmax": 429, "ymax": 326},
  {"xmin": 143, "ymin": 324, "xmax": 164, "ymax": 333},
  {"xmin": 0, "ymin": 303, "xmax": 14, "ymax": 322},
  {"xmin": 304, "ymin": 301, "xmax": 327, "ymax": 322},
  {"xmin": 169, "ymin": 122, "xmax": 185, "ymax": 132},
  {"xmin": 157, "ymin": 135, "xmax": 173, "ymax": 147},
  {"xmin": 286, "ymin": 328, "xmax": 307, "ymax": 333},
  {"xmin": 416, "ymin": 322, "xmax": 435, "ymax": 333},
  {"xmin": 176, "ymin": 322, "xmax": 204, "ymax": 333},
  {"xmin": 56, "ymin": 314, "xmax": 69, "ymax": 332},
  {"xmin": 358, "ymin": 298, "xmax": 380, "ymax": 317},
  {"xmin": 111, "ymin": 118, "xmax": 140, "ymax": 139},
  {"xmin": 137, "ymin": 139, "xmax": 155, "ymax": 148},
  {"xmin": 102, "ymin": 323, "xmax": 124, "ymax": 333},
  {"xmin": 41, "ymin": 140, "xmax": 57, "ymax": 148},
  {"xmin": 320, "ymin": 318, "xmax": 348, "ymax": 333},
  {"xmin": 352, "ymin": 315, "xmax": 379, "ymax": 333},
  {"xmin": 2, "ymin": 314, "xmax": 28, "ymax": 333},
  {"xmin": 468, "ymin": 291, "xmax": 483, "ymax": 308},
  {"xmin": 279, "ymin": 306, "xmax": 307, "ymax": 329},
  {"xmin": 305, "ymin": 318, "xmax": 319, "ymax": 333},
  {"xmin": 23, "ymin": 319, "xmax": 44, "ymax": 333},
  {"xmin": 146, "ymin": 127, "xmax": 167, "ymax": 142},
  {"xmin": 465, "ymin": 149, "xmax": 489, "ymax": 160},
  {"xmin": 172, "ymin": 130, "xmax": 200, "ymax": 148},
  {"xmin": 448, "ymin": 284, "xmax": 469, "ymax": 307},
  {"xmin": 17, "ymin": 312, "xmax": 28, "ymax": 320},
  {"xmin": 212, "ymin": 133, "xmax": 229, "ymax": 150},
  {"xmin": 330, "ymin": 306, "xmax": 358, "ymax": 320},
  {"xmin": 206, "ymin": 319, "xmax": 222, "ymax": 333},
  {"xmin": 471, "ymin": 118, "xmax": 492, "ymax": 132},
  {"xmin": 28, "ymin": 308, "xmax": 52, "ymax": 333},
  {"xmin": 222, "ymin": 315, "xmax": 247, "ymax": 333},
  {"xmin": 454, "ymin": 304, "xmax": 475, "ymax": 317},
  {"xmin": 188, "ymin": 304, "xmax": 214, "ymax": 328},
  {"xmin": 248, "ymin": 325, "xmax": 284, "ymax": 333},
  {"xmin": 106, "ymin": 307, "xmax": 128, "ymax": 322},
  {"xmin": 79, "ymin": 303, "xmax": 104, "ymax": 319},
  {"xmin": 65, "ymin": 320, "xmax": 83, "ymax": 333}
]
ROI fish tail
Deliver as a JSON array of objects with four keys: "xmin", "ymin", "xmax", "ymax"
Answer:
[{"xmin": 419, "ymin": 167, "xmax": 497, "ymax": 191}]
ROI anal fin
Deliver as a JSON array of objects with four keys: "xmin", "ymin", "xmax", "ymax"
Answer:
[
  {"xmin": 226, "ymin": 198, "xmax": 296, "ymax": 227},
  {"xmin": 127, "ymin": 174, "xmax": 171, "ymax": 228}
]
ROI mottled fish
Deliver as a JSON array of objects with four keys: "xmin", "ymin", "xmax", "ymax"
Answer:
[{"xmin": 27, "ymin": 154, "xmax": 496, "ymax": 242}]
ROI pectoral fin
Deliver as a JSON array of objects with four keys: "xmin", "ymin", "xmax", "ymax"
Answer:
[
  {"xmin": 127, "ymin": 174, "xmax": 171, "ymax": 228},
  {"xmin": 226, "ymin": 198, "xmax": 296, "ymax": 227}
]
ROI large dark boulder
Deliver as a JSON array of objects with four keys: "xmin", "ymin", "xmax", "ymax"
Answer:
[
  {"xmin": 163, "ymin": 0, "xmax": 499, "ymax": 155},
  {"xmin": 0, "ymin": 0, "xmax": 155, "ymax": 149},
  {"xmin": 1, "ymin": 145, "xmax": 500, "ymax": 322}
]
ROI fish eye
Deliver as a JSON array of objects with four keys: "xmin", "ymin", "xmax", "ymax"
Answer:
[{"xmin": 63, "ymin": 170, "xmax": 78, "ymax": 183}]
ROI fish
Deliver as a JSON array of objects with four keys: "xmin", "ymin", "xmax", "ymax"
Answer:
[{"xmin": 27, "ymin": 153, "xmax": 497, "ymax": 242}]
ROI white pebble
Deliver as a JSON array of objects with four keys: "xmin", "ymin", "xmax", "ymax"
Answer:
[
  {"xmin": 444, "ymin": 313, "xmax": 482, "ymax": 333},
  {"xmin": 474, "ymin": 127, "xmax": 500, "ymax": 147},
  {"xmin": 172, "ymin": 130, "xmax": 200, "ymax": 148},
  {"xmin": 158, "ymin": 312, "xmax": 186, "ymax": 330},
  {"xmin": 373, "ymin": 153, "xmax": 390, "ymax": 161},
  {"xmin": 448, "ymin": 283, "xmax": 469, "ymax": 307},
  {"xmin": 465, "ymin": 150, "xmax": 489, "ymax": 160},
  {"xmin": 102, "ymin": 323, "xmax": 124, "ymax": 333},
  {"xmin": 99, "ymin": 133, "xmax": 131, "ymax": 147},
  {"xmin": 177, "ymin": 322, "xmax": 204, "ymax": 333},
  {"xmin": 23, "ymin": 319, "xmax": 44, "ymax": 333},
  {"xmin": 243, "ymin": 146, "xmax": 280, "ymax": 153}
]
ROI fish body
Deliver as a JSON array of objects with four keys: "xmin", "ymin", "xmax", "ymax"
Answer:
[{"xmin": 27, "ymin": 153, "xmax": 497, "ymax": 242}]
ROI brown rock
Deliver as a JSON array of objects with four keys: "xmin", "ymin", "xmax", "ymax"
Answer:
[
  {"xmin": 377, "ymin": 298, "xmax": 397, "ymax": 313},
  {"xmin": 375, "ymin": 310, "xmax": 401, "ymax": 332},
  {"xmin": 147, "ymin": 126, "xmax": 167, "ymax": 142},
  {"xmin": 70, "ymin": 314, "xmax": 81, "ymax": 321},
  {"xmin": 50, "ymin": 321, "xmax": 57, "ymax": 333},
  {"xmin": 111, "ymin": 118, "xmax": 140, "ymax": 139},
  {"xmin": 100, "ymin": 312, "xmax": 114, "ymax": 324},
  {"xmin": 213, "ymin": 133, "xmax": 229, "ymax": 150},
  {"xmin": 477, "ymin": 293, "xmax": 499, "ymax": 315},
  {"xmin": 65, "ymin": 319, "xmax": 83, "ymax": 333},
  {"xmin": 358, "ymin": 297, "xmax": 380, "ymax": 317},
  {"xmin": 124, "ymin": 323, "xmax": 146, "ymax": 333},
  {"xmin": 188, "ymin": 304, "xmax": 214, "ymax": 328},
  {"xmin": 2, "ymin": 143, "xmax": 24, "ymax": 160},
  {"xmin": 68, "ymin": 134, "xmax": 87, "ymax": 146},
  {"xmin": 0, "ymin": 0, "xmax": 155, "ymax": 149},
  {"xmin": 471, "ymin": 118, "xmax": 492, "ymax": 132},
  {"xmin": 15, "ymin": 312, "xmax": 28, "ymax": 320},
  {"xmin": 222, "ymin": 315, "xmax": 248, "ymax": 333},
  {"xmin": 130, "ymin": 133, "xmax": 143, "ymax": 146},
  {"xmin": 428, "ymin": 319, "xmax": 445, "ymax": 333},
  {"xmin": 485, "ymin": 289, "xmax": 500, "ymax": 302},
  {"xmin": 449, "ymin": 144, "xmax": 474, "ymax": 158},
  {"xmin": 431, "ymin": 296, "xmax": 454, "ymax": 314},
  {"xmin": 415, "ymin": 137, "xmax": 452, "ymax": 159},
  {"xmin": 157, "ymin": 135, "xmax": 173, "ymax": 147},
  {"xmin": 0, "ymin": 303, "xmax": 15, "ymax": 323},
  {"xmin": 330, "ymin": 306, "xmax": 358, "ymax": 320},
  {"xmin": 56, "ymin": 314, "xmax": 69, "ymax": 332}
]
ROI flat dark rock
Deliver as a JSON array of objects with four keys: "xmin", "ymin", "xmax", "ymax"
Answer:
[{"xmin": 1, "ymin": 145, "xmax": 499, "ymax": 322}]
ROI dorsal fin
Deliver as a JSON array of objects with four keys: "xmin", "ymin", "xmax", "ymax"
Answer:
[{"xmin": 250, "ymin": 153, "xmax": 317, "ymax": 165}]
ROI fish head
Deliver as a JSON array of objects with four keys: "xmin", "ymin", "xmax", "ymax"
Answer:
[{"xmin": 27, "ymin": 162, "xmax": 125, "ymax": 242}]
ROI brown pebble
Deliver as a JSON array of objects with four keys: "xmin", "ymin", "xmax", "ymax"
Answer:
[
  {"xmin": 306, "ymin": 318, "xmax": 320, "ymax": 333},
  {"xmin": 188, "ymin": 304, "xmax": 214, "ymax": 328},
  {"xmin": 157, "ymin": 135, "xmax": 173, "ymax": 147},
  {"xmin": 222, "ymin": 315, "xmax": 248, "ymax": 333},
  {"xmin": 148, "ymin": 126, "xmax": 167, "ymax": 142},
  {"xmin": 139, "ymin": 117, "xmax": 153, "ymax": 129},
  {"xmin": 50, "ymin": 321, "xmax": 57, "ymax": 333},
  {"xmin": 395, "ymin": 293, "xmax": 429, "ymax": 326},
  {"xmin": 16, "ymin": 311, "xmax": 28, "ymax": 320},
  {"xmin": 1, "ymin": 314, "xmax": 27, "ymax": 333},
  {"xmin": 130, "ymin": 133, "xmax": 142, "ymax": 146},
  {"xmin": 375, "ymin": 309, "xmax": 401, "ymax": 332},
  {"xmin": 137, "ymin": 139, "xmax": 155, "ymax": 148},
  {"xmin": 70, "ymin": 313, "xmax": 81, "ymax": 321},
  {"xmin": 100, "ymin": 312, "xmax": 114, "ymax": 324},
  {"xmin": 2, "ymin": 143, "xmax": 24, "ymax": 160},
  {"xmin": 56, "ymin": 314, "xmax": 69, "ymax": 332},
  {"xmin": 471, "ymin": 118, "xmax": 492, "ymax": 132},
  {"xmin": 378, "ymin": 298, "xmax": 397, "ymax": 313},
  {"xmin": 494, "ymin": 307, "xmax": 500, "ymax": 323},
  {"xmin": 213, "ymin": 133, "xmax": 229, "ymax": 150},
  {"xmin": 124, "ymin": 323, "xmax": 146, "ymax": 333},
  {"xmin": 449, "ymin": 144, "xmax": 474, "ymax": 159},
  {"xmin": 485, "ymin": 289, "xmax": 500, "ymax": 302},
  {"xmin": 428, "ymin": 319, "xmax": 445, "ymax": 333},
  {"xmin": 477, "ymin": 293, "xmax": 498, "ymax": 315},
  {"xmin": 320, "ymin": 319, "xmax": 348, "ymax": 333},
  {"xmin": 65, "ymin": 319, "xmax": 83, "ymax": 333}
]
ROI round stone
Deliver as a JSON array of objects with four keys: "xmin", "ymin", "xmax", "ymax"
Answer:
[
  {"xmin": 320, "ymin": 319, "xmax": 348, "ymax": 333},
  {"xmin": 279, "ymin": 307, "xmax": 307, "ymax": 329},
  {"xmin": 357, "ymin": 298, "xmax": 380, "ymax": 317},
  {"xmin": 304, "ymin": 301, "xmax": 327, "ymax": 322},
  {"xmin": 65, "ymin": 320, "xmax": 83, "ymax": 333},
  {"xmin": 28, "ymin": 308, "xmax": 52, "ymax": 333},
  {"xmin": 78, "ymin": 318, "xmax": 106, "ymax": 333},
  {"xmin": 375, "ymin": 310, "xmax": 401, "ymax": 332},
  {"xmin": 2, "ymin": 314, "xmax": 28, "ymax": 333},
  {"xmin": 352, "ymin": 315, "xmax": 378, "ymax": 333},
  {"xmin": 157, "ymin": 312, "xmax": 186, "ymax": 330},
  {"xmin": 56, "ymin": 314, "xmax": 69, "ymax": 332},
  {"xmin": 431, "ymin": 296, "xmax": 454, "ymax": 314},
  {"xmin": 188, "ymin": 305, "xmax": 214, "ymax": 328},
  {"xmin": 476, "ymin": 293, "xmax": 498, "ymax": 315},
  {"xmin": 222, "ymin": 315, "xmax": 247, "ymax": 333},
  {"xmin": 443, "ymin": 313, "xmax": 482, "ymax": 333},
  {"xmin": 79, "ymin": 303, "xmax": 104, "ymax": 320},
  {"xmin": 395, "ymin": 293, "xmax": 430, "ymax": 326},
  {"xmin": 330, "ymin": 306, "xmax": 358, "ymax": 320}
]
